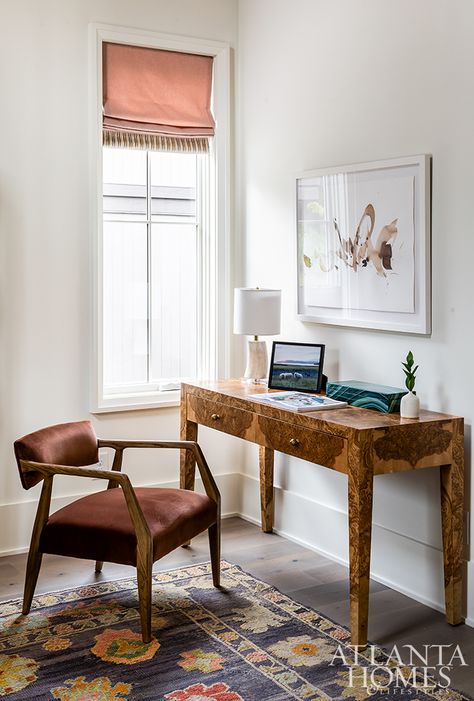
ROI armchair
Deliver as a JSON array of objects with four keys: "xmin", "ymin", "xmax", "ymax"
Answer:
[{"xmin": 14, "ymin": 420, "xmax": 220, "ymax": 642}]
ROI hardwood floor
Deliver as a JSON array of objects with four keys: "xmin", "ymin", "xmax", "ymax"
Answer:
[{"xmin": 1, "ymin": 517, "xmax": 473, "ymax": 697}]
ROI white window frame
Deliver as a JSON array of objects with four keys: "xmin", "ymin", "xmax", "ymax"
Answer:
[{"xmin": 88, "ymin": 24, "xmax": 231, "ymax": 412}]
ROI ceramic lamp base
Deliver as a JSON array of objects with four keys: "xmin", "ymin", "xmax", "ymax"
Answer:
[{"xmin": 243, "ymin": 340, "xmax": 268, "ymax": 383}]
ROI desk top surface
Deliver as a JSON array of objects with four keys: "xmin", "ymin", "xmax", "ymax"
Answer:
[{"xmin": 182, "ymin": 379, "xmax": 461, "ymax": 436}]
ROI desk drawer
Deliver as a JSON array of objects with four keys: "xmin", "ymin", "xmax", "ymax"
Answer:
[
  {"xmin": 258, "ymin": 415, "xmax": 347, "ymax": 471},
  {"xmin": 187, "ymin": 395, "xmax": 255, "ymax": 440}
]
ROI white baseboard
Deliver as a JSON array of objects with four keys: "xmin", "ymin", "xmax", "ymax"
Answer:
[
  {"xmin": 466, "ymin": 560, "xmax": 474, "ymax": 627},
  {"xmin": 1, "ymin": 470, "xmax": 472, "ymax": 627},
  {"xmin": 239, "ymin": 472, "xmax": 473, "ymax": 626},
  {"xmin": 238, "ymin": 511, "xmax": 446, "ymax": 615},
  {"xmin": 1, "ymin": 510, "xmax": 242, "ymax": 559},
  {"xmin": 0, "ymin": 472, "xmax": 240, "ymax": 557}
]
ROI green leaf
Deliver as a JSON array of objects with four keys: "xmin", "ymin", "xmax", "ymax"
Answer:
[
  {"xmin": 303, "ymin": 254, "xmax": 312, "ymax": 268},
  {"xmin": 406, "ymin": 350, "xmax": 414, "ymax": 365}
]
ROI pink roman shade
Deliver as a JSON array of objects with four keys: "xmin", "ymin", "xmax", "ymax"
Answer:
[{"xmin": 103, "ymin": 42, "xmax": 215, "ymax": 153}]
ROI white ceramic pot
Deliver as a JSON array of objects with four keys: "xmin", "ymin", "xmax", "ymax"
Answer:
[{"xmin": 400, "ymin": 391, "xmax": 420, "ymax": 418}]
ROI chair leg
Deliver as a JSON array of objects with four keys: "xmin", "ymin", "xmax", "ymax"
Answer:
[
  {"xmin": 208, "ymin": 521, "xmax": 221, "ymax": 587},
  {"xmin": 22, "ymin": 547, "xmax": 43, "ymax": 615},
  {"xmin": 23, "ymin": 476, "xmax": 52, "ymax": 615},
  {"xmin": 136, "ymin": 556, "xmax": 152, "ymax": 643},
  {"xmin": 95, "ymin": 561, "xmax": 103, "ymax": 573}
]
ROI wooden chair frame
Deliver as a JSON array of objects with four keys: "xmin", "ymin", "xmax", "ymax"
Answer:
[{"xmin": 20, "ymin": 440, "xmax": 221, "ymax": 643}]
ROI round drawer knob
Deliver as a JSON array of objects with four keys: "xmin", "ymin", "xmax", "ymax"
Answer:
[
  {"xmin": 289, "ymin": 437, "xmax": 300, "ymax": 447},
  {"xmin": 211, "ymin": 413, "xmax": 220, "ymax": 421}
]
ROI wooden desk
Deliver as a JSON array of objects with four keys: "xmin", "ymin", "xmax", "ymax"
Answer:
[{"xmin": 179, "ymin": 380, "xmax": 464, "ymax": 645}]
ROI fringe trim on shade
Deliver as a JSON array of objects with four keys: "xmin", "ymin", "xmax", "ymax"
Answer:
[{"xmin": 103, "ymin": 129, "xmax": 210, "ymax": 153}]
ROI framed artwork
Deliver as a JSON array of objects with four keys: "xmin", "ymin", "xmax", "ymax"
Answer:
[
  {"xmin": 296, "ymin": 155, "xmax": 431, "ymax": 334},
  {"xmin": 268, "ymin": 341, "xmax": 325, "ymax": 392}
]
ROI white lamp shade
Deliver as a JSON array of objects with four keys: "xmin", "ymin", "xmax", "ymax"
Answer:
[{"xmin": 233, "ymin": 288, "xmax": 281, "ymax": 336}]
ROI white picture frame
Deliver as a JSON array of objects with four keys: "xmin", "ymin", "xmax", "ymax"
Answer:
[{"xmin": 296, "ymin": 155, "xmax": 431, "ymax": 334}]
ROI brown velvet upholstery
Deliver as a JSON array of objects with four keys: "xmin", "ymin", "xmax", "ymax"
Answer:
[
  {"xmin": 40, "ymin": 487, "xmax": 217, "ymax": 566},
  {"xmin": 14, "ymin": 421, "xmax": 99, "ymax": 490},
  {"xmin": 14, "ymin": 420, "xmax": 220, "ymax": 643}
]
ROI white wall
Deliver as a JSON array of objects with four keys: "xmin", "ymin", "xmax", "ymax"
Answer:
[
  {"xmin": 0, "ymin": 0, "xmax": 241, "ymax": 554},
  {"xmin": 1, "ymin": 0, "xmax": 472, "ymax": 627},
  {"xmin": 237, "ymin": 0, "xmax": 474, "ymax": 624}
]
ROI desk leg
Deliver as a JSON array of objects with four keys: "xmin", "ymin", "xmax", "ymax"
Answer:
[
  {"xmin": 441, "ymin": 420, "xmax": 464, "ymax": 625},
  {"xmin": 259, "ymin": 446, "xmax": 274, "ymax": 533},
  {"xmin": 180, "ymin": 399, "xmax": 198, "ymax": 547},
  {"xmin": 348, "ymin": 437, "xmax": 374, "ymax": 647},
  {"xmin": 180, "ymin": 419, "xmax": 198, "ymax": 491}
]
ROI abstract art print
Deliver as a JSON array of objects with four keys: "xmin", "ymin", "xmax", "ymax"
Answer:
[{"xmin": 296, "ymin": 155, "xmax": 431, "ymax": 333}]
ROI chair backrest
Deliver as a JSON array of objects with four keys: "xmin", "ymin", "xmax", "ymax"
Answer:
[{"xmin": 14, "ymin": 421, "xmax": 99, "ymax": 490}]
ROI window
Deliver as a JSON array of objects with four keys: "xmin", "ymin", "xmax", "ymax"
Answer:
[
  {"xmin": 90, "ymin": 26, "xmax": 230, "ymax": 412},
  {"xmin": 103, "ymin": 148, "xmax": 206, "ymax": 394}
]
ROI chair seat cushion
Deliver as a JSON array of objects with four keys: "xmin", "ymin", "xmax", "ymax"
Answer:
[{"xmin": 40, "ymin": 487, "xmax": 217, "ymax": 566}]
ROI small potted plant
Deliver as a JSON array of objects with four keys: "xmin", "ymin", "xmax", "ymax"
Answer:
[{"xmin": 400, "ymin": 351, "xmax": 420, "ymax": 418}]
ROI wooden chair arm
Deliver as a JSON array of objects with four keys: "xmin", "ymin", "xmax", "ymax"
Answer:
[
  {"xmin": 21, "ymin": 459, "xmax": 128, "ymax": 484},
  {"xmin": 20, "ymin": 460, "xmax": 151, "ymax": 543},
  {"xmin": 99, "ymin": 439, "xmax": 202, "ymax": 450},
  {"xmin": 97, "ymin": 440, "xmax": 220, "ymax": 505}
]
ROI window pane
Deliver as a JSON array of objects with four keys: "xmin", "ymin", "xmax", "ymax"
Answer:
[
  {"xmin": 103, "ymin": 148, "xmax": 147, "ymax": 218},
  {"xmin": 149, "ymin": 151, "xmax": 196, "ymax": 187},
  {"xmin": 149, "ymin": 151, "xmax": 197, "ymax": 220},
  {"xmin": 103, "ymin": 221, "xmax": 148, "ymax": 388},
  {"xmin": 102, "ymin": 147, "xmax": 203, "ymax": 395},
  {"xmin": 150, "ymin": 222, "xmax": 197, "ymax": 380},
  {"xmin": 103, "ymin": 147, "xmax": 146, "ymax": 185}
]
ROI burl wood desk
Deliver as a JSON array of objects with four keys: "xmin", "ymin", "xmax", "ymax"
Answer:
[{"xmin": 179, "ymin": 380, "xmax": 464, "ymax": 645}]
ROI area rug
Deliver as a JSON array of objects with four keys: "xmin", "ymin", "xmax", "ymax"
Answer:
[{"xmin": 0, "ymin": 561, "xmax": 469, "ymax": 700}]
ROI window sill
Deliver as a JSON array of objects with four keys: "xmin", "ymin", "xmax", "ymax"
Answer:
[{"xmin": 91, "ymin": 389, "xmax": 181, "ymax": 414}]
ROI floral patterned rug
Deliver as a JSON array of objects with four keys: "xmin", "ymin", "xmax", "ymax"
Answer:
[{"xmin": 0, "ymin": 561, "xmax": 470, "ymax": 700}]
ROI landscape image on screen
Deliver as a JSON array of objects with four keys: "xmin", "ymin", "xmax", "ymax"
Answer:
[{"xmin": 270, "ymin": 344, "xmax": 322, "ymax": 391}]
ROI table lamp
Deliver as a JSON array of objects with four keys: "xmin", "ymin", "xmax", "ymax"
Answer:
[{"xmin": 233, "ymin": 288, "xmax": 281, "ymax": 383}]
